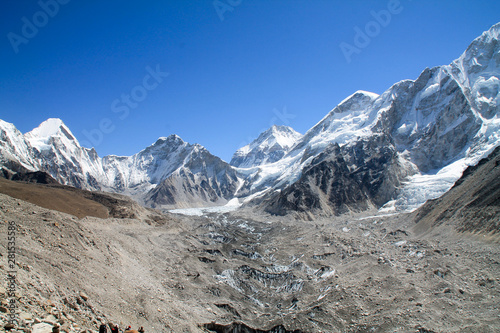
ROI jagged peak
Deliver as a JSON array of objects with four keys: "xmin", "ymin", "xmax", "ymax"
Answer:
[
  {"xmin": 27, "ymin": 118, "xmax": 67, "ymax": 136},
  {"xmin": 30, "ymin": 118, "xmax": 65, "ymax": 133},
  {"xmin": 452, "ymin": 22, "xmax": 500, "ymax": 70},
  {"xmin": 259, "ymin": 124, "xmax": 301, "ymax": 140},
  {"xmin": 191, "ymin": 143, "xmax": 207, "ymax": 154},
  {"xmin": 25, "ymin": 118, "xmax": 78, "ymax": 146},
  {"xmin": 155, "ymin": 134, "xmax": 185, "ymax": 145},
  {"xmin": 237, "ymin": 125, "xmax": 302, "ymax": 153},
  {"xmin": 270, "ymin": 124, "xmax": 292, "ymax": 132},
  {"xmin": 129, "ymin": 134, "xmax": 190, "ymax": 158},
  {"xmin": 230, "ymin": 124, "xmax": 303, "ymax": 168}
]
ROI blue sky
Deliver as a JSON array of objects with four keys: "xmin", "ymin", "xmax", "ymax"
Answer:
[{"xmin": 1, "ymin": 1, "xmax": 499, "ymax": 162}]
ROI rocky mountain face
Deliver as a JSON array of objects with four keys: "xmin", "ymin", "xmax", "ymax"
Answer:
[
  {"xmin": 263, "ymin": 134, "xmax": 413, "ymax": 216},
  {"xmin": 145, "ymin": 144, "xmax": 241, "ymax": 208},
  {"xmin": 1, "ymin": 23, "xmax": 499, "ymax": 213},
  {"xmin": 0, "ymin": 120, "xmax": 38, "ymax": 173},
  {"xmin": 99, "ymin": 135, "xmax": 242, "ymax": 209}
]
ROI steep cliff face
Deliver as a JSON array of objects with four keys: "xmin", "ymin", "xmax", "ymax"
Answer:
[
  {"xmin": 264, "ymin": 134, "xmax": 412, "ymax": 216},
  {"xmin": 372, "ymin": 66, "xmax": 481, "ymax": 173}
]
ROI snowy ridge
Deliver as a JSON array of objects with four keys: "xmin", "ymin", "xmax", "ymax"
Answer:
[{"xmin": 295, "ymin": 90, "xmax": 380, "ymax": 154}]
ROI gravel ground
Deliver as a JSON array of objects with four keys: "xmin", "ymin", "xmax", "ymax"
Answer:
[{"xmin": 1, "ymin": 191, "xmax": 499, "ymax": 332}]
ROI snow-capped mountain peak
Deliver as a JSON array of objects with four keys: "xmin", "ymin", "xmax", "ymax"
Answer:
[
  {"xmin": 257, "ymin": 125, "xmax": 302, "ymax": 152},
  {"xmin": 155, "ymin": 134, "xmax": 184, "ymax": 144},
  {"xmin": 26, "ymin": 118, "xmax": 74, "ymax": 140},
  {"xmin": 230, "ymin": 125, "xmax": 302, "ymax": 168},
  {"xmin": 25, "ymin": 118, "xmax": 79, "ymax": 150},
  {"xmin": 334, "ymin": 90, "xmax": 380, "ymax": 113},
  {"xmin": 143, "ymin": 134, "xmax": 186, "ymax": 153}
]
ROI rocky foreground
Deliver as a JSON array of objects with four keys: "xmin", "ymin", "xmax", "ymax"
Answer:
[{"xmin": 0, "ymin": 184, "xmax": 499, "ymax": 332}]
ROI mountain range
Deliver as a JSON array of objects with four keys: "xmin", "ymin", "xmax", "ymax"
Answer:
[{"xmin": 1, "ymin": 23, "xmax": 499, "ymax": 214}]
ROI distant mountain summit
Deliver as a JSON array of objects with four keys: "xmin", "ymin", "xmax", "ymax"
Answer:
[
  {"xmin": 0, "ymin": 120, "xmax": 240, "ymax": 208},
  {"xmin": 25, "ymin": 118, "xmax": 78, "ymax": 147},
  {"xmin": 1, "ymin": 23, "xmax": 499, "ymax": 213},
  {"xmin": 230, "ymin": 125, "xmax": 302, "ymax": 168}
]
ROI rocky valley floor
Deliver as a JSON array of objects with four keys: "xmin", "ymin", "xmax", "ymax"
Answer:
[{"xmin": 0, "ymin": 191, "xmax": 499, "ymax": 333}]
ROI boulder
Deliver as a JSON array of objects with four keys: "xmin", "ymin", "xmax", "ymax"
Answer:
[{"xmin": 32, "ymin": 323, "xmax": 53, "ymax": 333}]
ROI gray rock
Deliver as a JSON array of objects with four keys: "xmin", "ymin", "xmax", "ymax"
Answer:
[{"xmin": 31, "ymin": 323, "xmax": 53, "ymax": 333}]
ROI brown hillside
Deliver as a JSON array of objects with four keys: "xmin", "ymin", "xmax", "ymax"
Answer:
[{"xmin": 0, "ymin": 177, "xmax": 109, "ymax": 218}]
